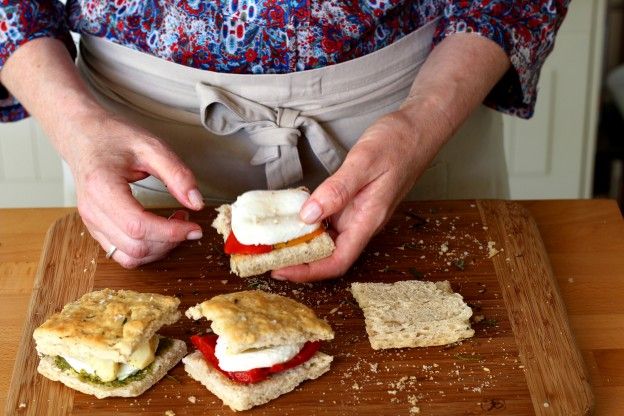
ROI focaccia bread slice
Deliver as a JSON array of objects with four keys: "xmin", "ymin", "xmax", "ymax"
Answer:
[
  {"xmin": 183, "ymin": 350, "xmax": 332, "ymax": 412},
  {"xmin": 33, "ymin": 289, "xmax": 181, "ymax": 362},
  {"xmin": 350, "ymin": 280, "xmax": 474, "ymax": 349},
  {"xmin": 212, "ymin": 204, "xmax": 335, "ymax": 278},
  {"xmin": 185, "ymin": 290, "xmax": 334, "ymax": 353},
  {"xmin": 37, "ymin": 338, "xmax": 186, "ymax": 399}
]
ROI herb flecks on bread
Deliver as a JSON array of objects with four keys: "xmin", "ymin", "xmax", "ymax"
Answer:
[
  {"xmin": 184, "ymin": 290, "xmax": 334, "ymax": 411},
  {"xmin": 186, "ymin": 290, "xmax": 334, "ymax": 353},
  {"xmin": 33, "ymin": 289, "xmax": 185, "ymax": 398},
  {"xmin": 350, "ymin": 280, "xmax": 474, "ymax": 349},
  {"xmin": 34, "ymin": 288, "xmax": 181, "ymax": 362}
]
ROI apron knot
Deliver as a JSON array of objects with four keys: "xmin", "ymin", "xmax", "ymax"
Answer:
[{"xmin": 195, "ymin": 82, "xmax": 344, "ymax": 189}]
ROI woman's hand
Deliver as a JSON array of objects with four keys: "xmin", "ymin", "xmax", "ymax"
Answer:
[
  {"xmin": 270, "ymin": 33, "xmax": 511, "ymax": 282},
  {"xmin": 271, "ymin": 108, "xmax": 439, "ymax": 282},
  {"xmin": 1, "ymin": 37, "xmax": 206, "ymax": 268},
  {"xmin": 65, "ymin": 109, "xmax": 205, "ymax": 268}
]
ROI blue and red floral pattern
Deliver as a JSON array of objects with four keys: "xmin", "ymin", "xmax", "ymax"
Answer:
[{"xmin": 0, "ymin": 0, "xmax": 569, "ymax": 122}]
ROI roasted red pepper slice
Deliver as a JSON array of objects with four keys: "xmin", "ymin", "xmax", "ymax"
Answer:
[
  {"xmin": 269, "ymin": 340, "xmax": 320, "ymax": 373},
  {"xmin": 190, "ymin": 334, "xmax": 321, "ymax": 384},
  {"xmin": 224, "ymin": 232, "xmax": 273, "ymax": 255}
]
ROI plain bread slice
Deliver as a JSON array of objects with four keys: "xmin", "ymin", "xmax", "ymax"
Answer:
[
  {"xmin": 350, "ymin": 280, "xmax": 474, "ymax": 349},
  {"xmin": 183, "ymin": 350, "xmax": 332, "ymax": 411}
]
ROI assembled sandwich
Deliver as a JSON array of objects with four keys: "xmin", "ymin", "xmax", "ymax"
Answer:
[
  {"xmin": 183, "ymin": 290, "xmax": 334, "ymax": 411},
  {"xmin": 33, "ymin": 289, "xmax": 187, "ymax": 398},
  {"xmin": 212, "ymin": 188, "xmax": 335, "ymax": 277}
]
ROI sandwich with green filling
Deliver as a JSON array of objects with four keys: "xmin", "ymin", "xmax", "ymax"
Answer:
[{"xmin": 33, "ymin": 289, "xmax": 186, "ymax": 398}]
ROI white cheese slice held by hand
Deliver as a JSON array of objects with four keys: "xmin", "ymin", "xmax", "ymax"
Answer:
[{"xmin": 231, "ymin": 189, "xmax": 320, "ymax": 245}]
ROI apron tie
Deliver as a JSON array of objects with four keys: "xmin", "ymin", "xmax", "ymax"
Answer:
[{"xmin": 196, "ymin": 83, "xmax": 345, "ymax": 189}]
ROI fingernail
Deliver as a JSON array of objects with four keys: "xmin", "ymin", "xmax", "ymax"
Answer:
[
  {"xmin": 271, "ymin": 274, "xmax": 288, "ymax": 281},
  {"xmin": 300, "ymin": 201, "xmax": 322, "ymax": 223},
  {"xmin": 186, "ymin": 230, "xmax": 203, "ymax": 240},
  {"xmin": 188, "ymin": 189, "xmax": 204, "ymax": 210}
]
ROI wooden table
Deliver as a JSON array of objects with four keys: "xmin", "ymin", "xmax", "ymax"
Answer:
[{"xmin": 0, "ymin": 200, "xmax": 622, "ymax": 414}]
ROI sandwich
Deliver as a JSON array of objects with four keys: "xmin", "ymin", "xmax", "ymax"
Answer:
[
  {"xmin": 350, "ymin": 280, "xmax": 474, "ymax": 349},
  {"xmin": 183, "ymin": 290, "xmax": 334, "ymax": 411},
  {"xmin": 212, "ymin": 188, "xmax": 335, "ymax": 277},
  {"xmin": 33, "ymin": 289, "xmax": 187, "ymax": 398}
]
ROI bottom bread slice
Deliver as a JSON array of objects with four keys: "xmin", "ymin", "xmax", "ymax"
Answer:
[
  {"xmin": 183, "ymin": 350, "xmax": 333, "ymax": 411},
  {"xmin": 37, "ymin": 338, "xmax": 187, "ymax": 399},
  {"xmin": 231, "ymin": 233, "xmax": 335, "ymax": 278}
]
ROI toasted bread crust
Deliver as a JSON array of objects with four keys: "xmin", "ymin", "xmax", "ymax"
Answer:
[
  {"xmin": 230, "ymin": 233, "xmax": 335, "ymax": 277},
  {"xmin": 186, "ymin": 290, "xmax": 334, "ymax": 353},
  {"xmin": 182, "ymin": 350, "xmax": 332, "ymax": 411},
  {"xmin": 33, "ymin": 289, "xmax": 181, "ymax": 362},
  {"xmin": 37, "ymin": 338, "xmax": 187, "ymax": 399}
]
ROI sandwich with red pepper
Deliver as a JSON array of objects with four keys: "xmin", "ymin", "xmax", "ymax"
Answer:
[
  {"xmin": 182, "ymin": 290, "xmax": 334, "ymax": 411},
  {"xmin": 212, "ymin": 188, "xmax": 335, "ymax": 277}
]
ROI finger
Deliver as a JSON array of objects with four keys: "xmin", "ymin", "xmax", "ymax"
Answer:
[
  {"xmin": 87, "ymin": 211, "xmax": 179, "ymax": 262},
  {"xmin": 271, "ymin": 225, "xmax": 373, "ymax": 282},
  {"xmin": 300, "ymin": 149, "xmax": 378, "ymax": 224},
  {"xmin": 138, "ymin": 142, "xmax": 205, "ymax": 211},
  {"xmin": 91, "ymin": 229, "xmax": 176, "ymax": 269},
  {"xmin": 90, "ymin": 179, "xmax": 203, "ymax": 243}
]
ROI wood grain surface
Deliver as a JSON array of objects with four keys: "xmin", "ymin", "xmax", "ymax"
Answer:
[{"xmin": 1, "ymin": 201, "xmax": 609, "ymax": 415}]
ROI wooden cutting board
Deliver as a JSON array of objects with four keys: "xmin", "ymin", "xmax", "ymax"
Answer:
[{"xmin": 5, "ymin": 200, "xmax": 592, "ymax": 415}]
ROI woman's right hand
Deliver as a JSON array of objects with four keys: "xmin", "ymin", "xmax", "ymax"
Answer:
[{"xmin": 63, "ymin": 109, "xmax": 205, "ymax": 268}]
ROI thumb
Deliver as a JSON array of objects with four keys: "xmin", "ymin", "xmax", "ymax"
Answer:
[
  {"xmin": 300, "ymin": 160, "xmax": 370, "ymax": 224},
  {"xmin": 141, "ymin": 143, "xmax": 204, "ymax": 211}
]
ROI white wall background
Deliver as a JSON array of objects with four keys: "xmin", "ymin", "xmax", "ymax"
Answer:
[
  {"xmin": 0, "ymin": 0, "xmax": 606, "ymax": 207},
  {"xmin": 0, "ymin": 119, "xmax": 64, "ymax": 207}
]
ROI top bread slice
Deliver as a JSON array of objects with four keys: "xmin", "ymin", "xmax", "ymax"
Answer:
[
  {"xmin": 186, "ymin": 290, "xmax": 334, "ymax": 353},
  {"xmin": 33, "ymin": 289, "xmax": 181, "ymax": 362},
  {"xmin": 211, "ymin": 204, "xmax": 335, "ymax": 278},
  {"xmin": 350, "ymin": 280, "xmax": 474, "ymax": 349}
]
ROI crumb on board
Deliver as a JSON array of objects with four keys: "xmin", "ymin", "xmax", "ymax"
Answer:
[
  {"xmin": 165, "ymin": 411, "xmax": 175, "ymax": 416},
  {"xmin": 188, "ymin": 396, "xmax": 197, "ymax": 404},
  {"xmin": 487, "ymin": 241, "xmax": 501, "ymax": 258}
]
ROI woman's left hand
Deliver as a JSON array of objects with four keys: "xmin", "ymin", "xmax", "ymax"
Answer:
[
  {"xmin": 271, "ymin": 107, "xmax": 442, "ymax": 282},
  {"xmin": 269, "ymin": 32, "xmax": 511, "ymax": 282}
]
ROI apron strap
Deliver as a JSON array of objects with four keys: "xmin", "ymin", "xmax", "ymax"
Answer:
[{"xmin": 196, "ymin": 82, "xmax": 344, "ymax": 189}]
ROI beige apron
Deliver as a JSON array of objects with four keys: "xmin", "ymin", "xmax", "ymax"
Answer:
[{"xmin": 68, "ymin": 18, "xmax": 509, "ymax": 206}]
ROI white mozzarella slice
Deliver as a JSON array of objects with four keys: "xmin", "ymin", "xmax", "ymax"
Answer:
[
  {"xmin": 215, "ymin": 337, "xmax": 304, "ymax": 372},
  {"xmin": 231, "ymin": 189, "xmax": 320, "ymax": 245},
  {"xmin": 62, "ymin": 355, "xmax": 96, "ymax": 376},
  {"xmin": 61, "ymin": 336, "xmax": 158, "ymax": 382},
  {"xmin": 116, "ymin": 363, "xmax": 140, "ymax": 381}
]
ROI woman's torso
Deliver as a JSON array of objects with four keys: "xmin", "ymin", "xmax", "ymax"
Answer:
[{"xmin": 67, "ymin": 0, "xmax": 444, "ymax": 74}]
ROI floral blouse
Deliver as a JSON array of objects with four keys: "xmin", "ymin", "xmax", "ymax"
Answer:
[{"xmin": 0, "ymin": 0, "xmax": 569, "ymax": 122}]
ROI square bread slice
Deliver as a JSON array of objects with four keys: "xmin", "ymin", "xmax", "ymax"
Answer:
[
  {"xmin": 33, "ymin": 289, "xmax": 181, "ymax": 362},
  {"xmin": 350, "ymin": 280, "xmax": 474, "ymax": 349},
  {"xmin": 183, "ymin": 350, "xmax": 333, "ymax": 411},
  {"xmin": 37, "ymin": 338, "xmax": 187, "ymax": 399},
  {"xmin": 212, "ymin": 204, "xmax": 335, "ymax": 278}
]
